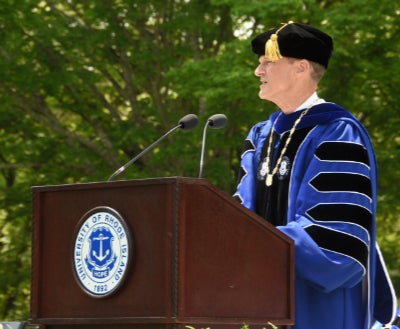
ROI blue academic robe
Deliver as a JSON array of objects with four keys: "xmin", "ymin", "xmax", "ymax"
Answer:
[{"xmin": 234, "ymin": 102, "xmax": 397, "ymax": 329}]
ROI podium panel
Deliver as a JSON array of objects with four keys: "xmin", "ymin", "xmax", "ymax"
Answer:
[{"xmin": 30, "ymin": 177, "xmax": 294, "ymax": 328}]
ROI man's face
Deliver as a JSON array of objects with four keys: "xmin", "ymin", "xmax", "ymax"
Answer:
[{"xmin": 254, "ymin": 55, "xmax": 298, "ymax": 103}]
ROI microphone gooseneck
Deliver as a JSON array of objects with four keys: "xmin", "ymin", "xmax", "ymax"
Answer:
[
  {"xmin": 198, "ymin": 114, "xmax": 228, "ymax": 179},
  {"xmin": 108, "ymin": 114, "xmax": 199, "ymax": 181}
]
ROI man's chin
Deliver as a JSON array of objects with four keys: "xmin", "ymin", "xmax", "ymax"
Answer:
[{"xmin": 258, "ymin": 91, "xmax": 270, "ymax": 101}]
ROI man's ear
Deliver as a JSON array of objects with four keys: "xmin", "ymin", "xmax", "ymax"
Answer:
[{"xmin": 296, "ymin": 59, "xmax": 310, "ymax": 73}]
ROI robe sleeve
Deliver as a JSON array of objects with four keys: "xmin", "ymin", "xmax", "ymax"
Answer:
[
  {"xmin": 233, "ymin": 120, "xmax": 271, "ymax": 211},
  {"xmin": 277, "ymin": 118, "xmax": 376, "ymax": 293}
]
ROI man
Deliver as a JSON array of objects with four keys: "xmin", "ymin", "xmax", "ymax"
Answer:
[{"xmin": 233, "ymin": 21, "xmax": 397, "ymax": 329}]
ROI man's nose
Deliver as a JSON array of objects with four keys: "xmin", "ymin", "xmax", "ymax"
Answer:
[{"xmin": 254, "ymin": 64, "xmax": 264, "ymax": 76}]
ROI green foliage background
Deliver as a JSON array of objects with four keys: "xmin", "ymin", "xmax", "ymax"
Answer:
[{"xmin": 0, "ymin": 0, "xmax": 399, "ymax": 321}]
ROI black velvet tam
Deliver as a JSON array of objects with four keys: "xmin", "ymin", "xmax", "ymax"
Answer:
[{"xmin": 251, "ymin": 22, "xmax": 333, "ymax": 68}]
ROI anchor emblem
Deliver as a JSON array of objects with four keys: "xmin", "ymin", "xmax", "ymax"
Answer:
[
  {"xmin": 92, "ymin": 233, "xmax": 110, "ymax": 262},
  {"xmin": 85, "ymin": 227, "xmax": 117, "ymax": 273}
]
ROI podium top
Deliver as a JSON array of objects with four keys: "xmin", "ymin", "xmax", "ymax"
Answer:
[{"xmin": 32, "ymin": 176, "xmax": 206, "ymax": 192}]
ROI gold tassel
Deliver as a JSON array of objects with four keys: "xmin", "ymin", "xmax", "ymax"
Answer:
[
  {"xmin": 265, "ymin": 33, "xmax": 281, "ymax": 61},
  {"xmin": 265, "ymin": 21, "xmax": 293, "ymax": 61}
]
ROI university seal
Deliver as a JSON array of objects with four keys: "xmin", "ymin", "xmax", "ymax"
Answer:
[{"xmin": 73, "ymin": 207, "xmax": 131, "ymax": 298}]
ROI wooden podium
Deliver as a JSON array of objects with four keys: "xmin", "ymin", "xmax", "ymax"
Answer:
[{"xmin": 30, "ymin": 177, "xmax": 294, "ymax": 329}]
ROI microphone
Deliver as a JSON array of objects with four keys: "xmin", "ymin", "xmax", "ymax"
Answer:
[
  {"xmin": 108, "ymin": 114, "xmax": 198, "ymax": 181},
  {"xmin": 198, "ymin": 114, "xmax": 228, "ymax": 178}
]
